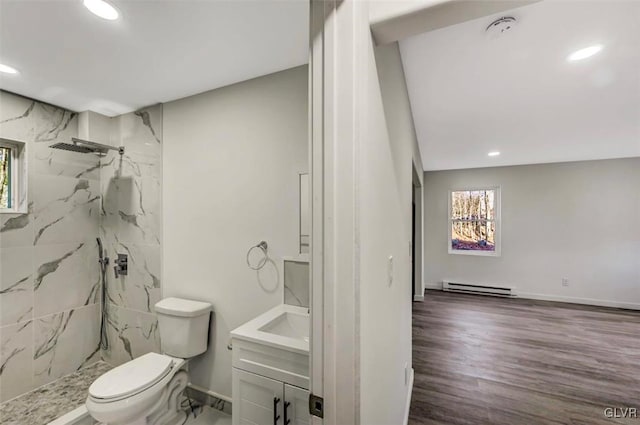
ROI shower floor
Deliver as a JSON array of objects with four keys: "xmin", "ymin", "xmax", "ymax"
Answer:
[{"xmin": 0, "ymin": 361, "xmax": 112, "ymax": 425}]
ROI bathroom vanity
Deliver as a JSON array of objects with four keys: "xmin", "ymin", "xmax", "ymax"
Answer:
[{"xmin": 230, "ymin": 305, "xmax": 310, "ymax": 425}]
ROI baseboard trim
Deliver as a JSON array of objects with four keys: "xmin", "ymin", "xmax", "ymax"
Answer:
[
  {"xmin": 413, "ymin": 294, "xmax": 424, "ymax": 301},
  {"xmin": 517, "ymin": 292, "xmax": 640, "ymax": 311},
  {"xmin": 403, "ymin": 368, "xmax": 414, "ymax": 425},
  {"xmin": 425, "ymin": 283, "xmax": 639, "ymax": 310}
]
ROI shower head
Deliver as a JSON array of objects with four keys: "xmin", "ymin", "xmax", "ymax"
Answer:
[{"xmin": 50, "ymin": 138, "xmax": 124, "ymax": 156}]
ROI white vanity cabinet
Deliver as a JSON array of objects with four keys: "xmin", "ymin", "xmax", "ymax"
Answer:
[
  {"xmin": 230, "ymin": 305, "xmax": 311, "ymax": 425},
  {"xmin": 233, "ymin": 368, "xmax": 310, "ymax": 425}
]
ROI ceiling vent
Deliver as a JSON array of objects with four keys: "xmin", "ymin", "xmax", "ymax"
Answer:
[{"xmin": 486, "ymin": 16, "xmax": 517, "ymax": 38}]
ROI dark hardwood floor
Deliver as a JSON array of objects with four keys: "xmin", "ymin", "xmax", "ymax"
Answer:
[{"xmin": 409, "ymin": 291, "xmax": 640, "ymax": 425}]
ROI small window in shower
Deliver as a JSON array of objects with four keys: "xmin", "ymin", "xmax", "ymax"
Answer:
[{"xmin": 0, "ymin": 139, "xmax": 27, "ymax": 214}]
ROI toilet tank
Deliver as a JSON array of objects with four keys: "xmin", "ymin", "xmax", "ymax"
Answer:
[{"xmin": 155, "ymin": 297, "xmax": 212, "ymax": 358}]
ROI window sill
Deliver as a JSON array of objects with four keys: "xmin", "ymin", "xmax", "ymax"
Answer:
[
  {"xmin": 0, "ymin": 207, "xmax": 28, "ymax": 215},
  {"xmin": 448, "ymin": 249, "xmax": 501, "ymax": 257}
]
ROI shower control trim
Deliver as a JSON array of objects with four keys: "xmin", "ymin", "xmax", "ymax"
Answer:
[{"xmin": 114, "ymin": 253, "xmax": 128, "ymax": 278}]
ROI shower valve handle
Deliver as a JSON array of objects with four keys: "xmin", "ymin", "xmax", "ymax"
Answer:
[{"xmin": 114, "ymin": 254, "xmax": 128, "ymax": 278}]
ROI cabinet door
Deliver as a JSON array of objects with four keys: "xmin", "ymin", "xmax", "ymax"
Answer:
[
  {"xmin": 233, "ymin": 368, "xmax": 284, "ymax": 425},
  {"xmin": 284, "ymin": 384, "xmax": 310, "ymax": 425}
]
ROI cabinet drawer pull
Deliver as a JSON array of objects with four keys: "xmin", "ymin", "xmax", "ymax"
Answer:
[
  {"xmin": 274, "ymin": 397, "xmax": 281, "ymax": 424},
  {"xmin": 284, "ymin": 401, "xmax": 291, "ymax": 424}
]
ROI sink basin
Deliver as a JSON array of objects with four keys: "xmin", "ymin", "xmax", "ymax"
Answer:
[
  {"xmin": 259, "ymin": 310, "xmax": 309, "ymax": 342},
  {"xmin": 230, "ymin": 304, "xmax": 309, "ymax": 354}
]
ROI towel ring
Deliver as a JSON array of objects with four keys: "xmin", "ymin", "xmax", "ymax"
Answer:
[{"xmin": 246, "ymin": 241, "xmax": 268, "ymax": 270}]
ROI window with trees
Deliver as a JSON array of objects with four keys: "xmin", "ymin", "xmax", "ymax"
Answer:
[
  {"xmin": 0, "ymin": 139, "xmax": 27, "ymax": 213},
  {"xmin": 449, "ymin": 188, "xmax": 500, "ymax": 256},
  {"xmin": 0, "ymin": 146, "xmax": 11, "ymax": 209}
]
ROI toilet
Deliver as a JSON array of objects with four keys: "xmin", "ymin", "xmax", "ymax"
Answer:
[{"xmin": 86, "ymin": 297, "xmax": 212, "ymax": 425}]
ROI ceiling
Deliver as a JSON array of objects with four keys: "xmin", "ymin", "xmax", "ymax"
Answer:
[
  {"xmin": 399, "ymin": 0, "xmax": 640, "ymax": 171},
  {"xmin": 0, "ymin": 0, "xmax": 308, "ymax": 116}
]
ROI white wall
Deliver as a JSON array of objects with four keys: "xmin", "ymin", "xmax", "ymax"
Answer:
[
  {"xmin": 423, "ymin": 158, "xmax": 640, "ymax": 309},
  {"xmin": 375, "ymin": 42, "xmax": 425, "ymax": 301},
  {"xmin": 162, "ymin": 65, "xmax": 308, "ymax": 398},
  {"xmin": 360, "ymin": 24, "xmax": 414, "ymax": 425}
]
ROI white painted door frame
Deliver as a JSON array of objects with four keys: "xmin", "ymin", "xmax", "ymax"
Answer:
[{"xmin": 309, "ymin": 0, "xmax": 363, "ymax": 424}]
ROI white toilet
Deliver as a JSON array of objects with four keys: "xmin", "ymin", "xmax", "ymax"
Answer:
[{"xmin": 86, "ymin": 297, "xmax": 212, "ymax": 425}]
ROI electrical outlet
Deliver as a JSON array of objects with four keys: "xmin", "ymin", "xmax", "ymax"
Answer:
[
  {"xmin": 388, "ymin": 256, "xmax": 394, "ymax": 287},
  {"xmin": 562, "ymin": 278, "xmax": 569, "ymax": 287}
]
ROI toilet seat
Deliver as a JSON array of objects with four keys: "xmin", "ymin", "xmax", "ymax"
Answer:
[{"xmin": 89, "ymin": 353, "xmax": 175, "ymax": 402}]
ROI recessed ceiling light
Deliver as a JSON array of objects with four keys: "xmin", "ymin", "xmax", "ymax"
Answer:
[
  {"xmin": 0, "ymin": 63, "xmax": 19, "ymax": 74},
  {"xmin": 83, "ymin": 0, "xmax": 119, "ymax": 20},
  {"xmin": 567, "ymin": 44, "xmax": 603, "ymax": 62},
  {"xmin": 488, "ymin": 151, "xmax": 500, "ymax": 157}
]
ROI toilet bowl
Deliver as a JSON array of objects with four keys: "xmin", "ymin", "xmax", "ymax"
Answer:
[
  {"xmin": 86, "ymin": 353, "xmax": 188, "ymax": 425},
  {"xmin": 86, "ymin": 298, "xmax": 212, "ymax": 425}
]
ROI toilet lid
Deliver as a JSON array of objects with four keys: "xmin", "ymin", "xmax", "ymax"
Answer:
[{"xmin": 89, "ymin": 353, "xmax": 174, "ymax": 400}]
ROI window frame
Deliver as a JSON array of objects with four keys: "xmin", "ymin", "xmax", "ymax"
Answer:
[
  {"xmin": 0, "ymin": 138, "xmax": 27, "ymax": 214},
  {"xmin": 447, "ymin": 186, "xmax": 501, "ymax": 257}
]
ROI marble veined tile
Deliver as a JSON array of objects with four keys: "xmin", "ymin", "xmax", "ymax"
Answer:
[
  {"xmin": 0, "ymin": 208, "xmax": 34, "ymax": 249},
  {"xmin": 32, "ymin": 141, "xmax": 102, "ymax": 182},
  {"xmin": 29, "ymin": 110, "xmax": 101, "ymax": 182},
  {"xmin": 32, "ymin": 175, "xmax": 100, "ymax": 246},
  {"xmin": 106, "ymin": 243, "xmax": 160, "ymax": 313},
  {"xmin": 3, "ymin": 95, "xmax": 98, "ymax": 181},
  {"xmin": 0, "ymin": 93, "xmax": 37, "ymax": 142},
  {"xmin": 102, "ymin": 304, "xmax": 160, "ymax": 366},
  {"xmin": 100, "ymin": 150, "xmax": 160, "ymax": 183},
  {"xmin": 33, "ymin": 305, "xmax": 100, "ymax": 387},
  {"xmin": 100, "ymin": 174, "xmax": 160, "ymax": 246},
  {"xmin": 119, "ymin": 105, "xmax": 163, "ymax": 154},
  {"xmin": 34, "ymin": 241, "xmax": 100, "ymax": 318},
  {"xmin": 117, "ymin": 176, "xmax": 160, "ymax": 245},
  {"xmin": 284, "ymin": 260, "xmax": 310, "ymax": 308},
  {"xmin": 0, "ymin": 321, "xmax": 34, "ymax": 402},
  {"xmin": 0, "ymin": 246, "xmax": 34, "ymax": 326},
  {"xmin": 0, "ymin": 93, "xmax": 99, "ymax": 181},
  {"xmin": 28, "ymin": 103, "xmax": 77, "ymax": 144}
]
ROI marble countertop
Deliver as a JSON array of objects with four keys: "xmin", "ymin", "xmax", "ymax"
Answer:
[{"xmin": 0, "ymin": 361, "xmax": 111, "ymax": 425}]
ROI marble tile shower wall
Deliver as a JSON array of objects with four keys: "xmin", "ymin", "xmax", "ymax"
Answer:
[
  {"xmin": 0, "ymin": 92, "xmax": 163, "ymax": 403},
  {"xmin": 0, "ymin": 91, "xmax": 101, "ymax": 402},
  {"xmin": 99, "ymin": 105, "xmax": 162, "ymax": 366}
]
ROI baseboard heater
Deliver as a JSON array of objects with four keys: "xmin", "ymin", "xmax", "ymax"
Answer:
[{"xmin": 442, "ymin": 280, "xmax": 515, "ymax": 297}]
